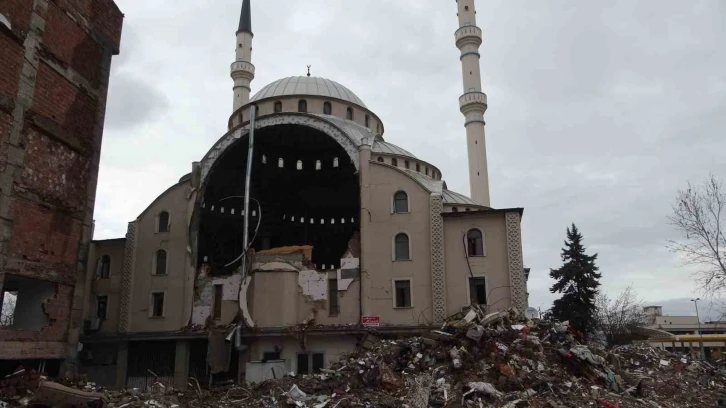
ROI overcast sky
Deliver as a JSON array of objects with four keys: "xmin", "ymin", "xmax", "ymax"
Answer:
[{"xmin": 98, "ymin": 0, "xmax": 726, "ymax": 318}]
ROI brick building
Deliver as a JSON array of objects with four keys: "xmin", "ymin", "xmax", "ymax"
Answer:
[{"xmin": 0, "ymin": 0, "xmax": 123, "ymax": 373}]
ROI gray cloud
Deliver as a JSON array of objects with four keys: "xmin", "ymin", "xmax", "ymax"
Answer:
[{"xmin": 98, "ymin": 0, "xmax": 726, "ymax": 310}]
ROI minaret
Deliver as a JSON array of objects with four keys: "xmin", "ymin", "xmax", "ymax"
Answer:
[
  {"xmin": 455, "ymin": 0, "xmax": 490, "ymax": 207},
  {"xmin": 231, "ymin": 0, "xmax": 255, "ymax": 113}
]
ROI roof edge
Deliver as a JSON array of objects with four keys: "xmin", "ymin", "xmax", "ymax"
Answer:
[{"xmin": 443, "ymin": 207, "xmax": 525, "ymax": 217}]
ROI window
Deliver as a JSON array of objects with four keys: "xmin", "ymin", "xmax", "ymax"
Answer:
[
  {"xmin": 99, "ymin": 255, "xmax": 111, "ymax": 279},
  {"xmin": 278, "ymin": 157, "xmax": 284, "ymax": 168},
  {"xmin": 298, "ymin": 99, "xmax": 307, "ymax": 112},
  {"xmin": 213, "ymin": 284, "xmax": 223, "ymax": 320},
  {"xmin": 365, "ymin": 115, "xmax": 370, "ymax": 128},
  {"xmin": 0, "ymin": 290, "xmax": 18, "ymax": 327},
  {"xmin": 394, "ymin": 233, "xmax": 410, "ymax": 261},
  {"xmin": 393, "ymin": 279, "xmax": 412, "ymax": 308},
  {"xmin": 425, "ymin": 167, "xmax": 429, "ymax": 176},
  {"xmin": 468, "ymin": 277, "xmax": 487, "ymax": 305},
  {"xmin": 377, "ymin": 157, "xmax": 384, "ymax": 163},
  {"xmin": 391, "ymin": 158, "xmax": 398, "ymax": 167},
  {"xmin": 346, "ymin": 107, "xmax": 354, "ymax": 120},
  {"xmin": 151, "ymin": 292, "xmax": 165, "ymax": 317},
  {"xmin": 328, "ymin": 279, "xmax": 339, "ymax": 316},
  {"xmin": 297, "ymin": 160, "xmax": 303, "ymax": 170},
  {"xmin": 154, "ymin": 250, "xmax": 167, "ymax": 275},
  {"xmin": 262, "ymin": 154, "xmax": 267, "ymax": 164},
  {"xmin": 404, "ymin": 160, "xmax": 410, "ymax": 169},
  {"xmin": 315, "ymin": 160, "xmax": 321, "ymax": 170},
  {"xmin": 297, "ymin": 353, "xmax": 325, "ymax": 375},
  {"xmin": 262, "ymin": 351, "xmax": 281, "ymax": 361},
  {"xmin": 376, "ymin": 123, "xmax": 380, "ymax": 134},
  {"xmin": 452, "ymin": 207, "xmax": 459, "ymax": 213},
  {"xmin": 158, "ymin": 211, "xmax": 170, "ymax": 233},
  {"xmin": 323, "ymin": 102, "xmax": 332, "ymax": 115},
  {"xmin": 416, "ymin": 163, "xmax": 420, "ymax": 172},
  {"xmin": 467, "ymin": 229, "xmax": 485, "ymax": 256},
  {"xmin": 274, "ymin": 101, "xmax": 282, "ymax": 113},
  {"xmin": 96, "ymin": 295, "xmax": 108, "ymax": 319},
  {"xmin": 333, "ymin": 157, "xmax": 339, "ymax": 168},
  {"xmin": 393, "ymin": 191, "xmax": 408, "ymax": 214}
]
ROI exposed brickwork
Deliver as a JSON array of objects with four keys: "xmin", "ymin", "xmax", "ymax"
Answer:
[
  {"xmin": 20, "ymin": 130, "xmax": 90, "ymax": 212},
  {"xmin": 43, "ymin": 2, "xmax": 102, "ymax": 86},
  {"xmin": 31, "ymin": 63, "xmax": 98, "ymax": 150},
  {"xmin": 0, "ymin": 283, "xmax": 73, "ymax": 344},
  {"xmin": 0, "ymin": 0, "xmax": 34, "ymax": 38},
  {"xmin": 0, "ymin": 36, "xmax": 23, "ymax": 102}
]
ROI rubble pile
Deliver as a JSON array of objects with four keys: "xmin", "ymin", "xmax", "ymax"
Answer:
[{"xmin": 3, "ymin": 308, "xmax": 726, "ymax": 407}]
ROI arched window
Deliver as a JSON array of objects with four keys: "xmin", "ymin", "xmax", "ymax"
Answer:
[
  {"xmin": 158, "ymin": 211, "xmax": 170, "ymax": 233},
  {"xmin": 467, "ymin": 229, "xmax": 485, "ymax": 256},
  {"xmin": 278, "ymin": 157, "xmax": 284, "ymax": 168},
  {"xmin": 452, "ymin": 207, "xmax": 459, "ymax": 213},
  {"xmin": 261, "ymin": 154, "xmax": 267, "ymax": 164},
  {"xmin": 274, "ymin": 101, "xmax": 282, "ymax": 113},
  {"xmin": 323, "ymin": 101, "xmax": 332, "ymax": 115},
  {"xmin": 391, "ymin": 158, "xmax": 398, "ymax": 167},
  {"xmin": 346, "ymin": 107, "xmax": 354, "ymax": 120},
  {"xmin": 99, "ymin": 255, "xmax": 111, "ymax": 278},
  {"xmin": 365, "ymin": 115, "xmax": 370, "ymax": 128},
  {"xmin": 333, "ymin": 157, "xmax": 339, "ymax": 168},
  {"xmin": 298, "ymin": 99, "xmax": 307, "ymax": 113},
  {"xmin": 377, "ymin": 157, "xmax": 384, "ymax": 163},
  {"xmin": 297, "ymin": 160, "xmax": 303, "ymax": 170},
  {"xmin": 155, "ymin": 250, "xmax": 167, "ymax": 275},
  {"xmin": 404, "ymin": 160, "xmax": 410, "ymax": 169},
  {"xmin": 315, "ymin": 160, "xmax": 321, "ymax": 170},
  {"xmin": 393, "ymin": 191, "xmax": 409, "ymax": 213},
  {"xmin": 425, "ymin": 167, "xmax": 429, "ymax": 176},
  {"xmin": 416, "ymin": 163, "xmax": 421, "ymax": 172},
  {"xmin": 394, "ymin": 233, "xmax": 410, "ymax": 261}
]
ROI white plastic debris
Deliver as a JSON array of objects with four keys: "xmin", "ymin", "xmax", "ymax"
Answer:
[
  {"xmin": 660, "ymin": 359, "xmax": 669, "ymax": 366},
  {"xmin": 511, "ymin": 324, "xmax": 526, "ymax": 331},
  {"xmin": 287, "ymin": 384, "xmax": 308, "ymax": 401},
  {"xmin": 463, "ymin": 382, "xmax": 502, "ymax": 399}
]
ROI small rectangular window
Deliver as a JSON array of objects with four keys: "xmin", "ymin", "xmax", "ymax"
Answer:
[
  {"xmin": 297, "ymin": 353, "xmax": 309, "ymax": 375},
  {"xmin": 469, "ymin": 277, "xmax": 487, "ymax": 305},
  {"xmin": 312, "ymin": 353, "xmax": 324, "ymax": 372},
  {"xmin": 394, "ymin": 280, "xmax": 411, "ymax": 308},
  {"xmin": 262, "ymin": 351, "xmax": 281, "ymax": 361},
  {"xmin": 151, "ymin": 292, "xmax": 165, "ymax": 317},
  {"xmin": 328, "ymin": 279, "xmax": 339, "ymax": 316},
  {"xmin": 96, "ymin": 295, "xmax": 108, "ymax": 319},
  {"xmin": 213, "ymin": 284, "xmax": 223, "ymax": 320}
]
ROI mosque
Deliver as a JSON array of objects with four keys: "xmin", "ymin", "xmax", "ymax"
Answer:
[{"xmin": 80, "ymin": 0, "xmax": 528, "ymax": 387}]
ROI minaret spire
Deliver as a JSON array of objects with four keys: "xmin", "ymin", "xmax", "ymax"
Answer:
[
  {"xmin": 455, "ymin": 0, "xmax": 490, "ymax": 206},
  {"xmin": 231, "ymin": 0, "xmax": 256, "ymax": 113}
]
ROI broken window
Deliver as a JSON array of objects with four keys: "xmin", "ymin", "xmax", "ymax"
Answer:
[
  {"xmin": 158, "ymin": 211, "xmax": 170, "ymax": 233},
  {"xmin": 328, "ymin": 279, "xmax": 339, "ymax": 316},
  {"xmin": 323, "ymin": 101, "xmax": 332, "ymax": 115},
  {"xmin": 394, "ymin": 280, "xmax": 412, "ymax": 308},
  {"xmin": 151, "ymin": 292, "xmax": 165, "ymax": 317},
  {"xmin": 298, "ymin": 99, "xmax": 307, "ymax": 113},
  {"xmin": 393, "ymin": 191, "xmax": 408, "ymax": 214},
  {"xmin": 96, "ymin": 295, "xmax": 108, "ymax": 319},
  {"xmin": 213, "ymin": 284, "xmax": 223, "ymax": 320},
  {"xmin": 0, "ymin": 274, "xmax": 53, "ymax": 329},
  {"xmin": 98, "ymin": 255, "xmax": 111, "ymax": 279},
  {"xmin": 469, "ymin": 277, "xmax": 487, "ymax": 305},
  {"xmin": 467, "ymin": 229, "xmax": 485, "ymax": 256},
  {"xmin": 155, "ymin": 250, "xmax": 167, "ymax": 275},
  {"xmin": 394, "ymin": 233, "xmax": 410, "ymax": 261}
]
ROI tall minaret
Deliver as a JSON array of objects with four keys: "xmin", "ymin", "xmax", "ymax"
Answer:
[
  {"xmin": 231, "ymin": 0, "xmax": 255, "ymax": 113},
  {"xmin": 455, "ymin": 0, "xmax": 490, "ymax": 207}
]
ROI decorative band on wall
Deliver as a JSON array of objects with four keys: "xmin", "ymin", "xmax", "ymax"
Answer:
[
  {"xmin": 430, "ymin": 194, "xmax": 446, "ymax": 323},
  {"xmin": 505, "ymin": 212, "xmax": 526, "ymax": 312}
]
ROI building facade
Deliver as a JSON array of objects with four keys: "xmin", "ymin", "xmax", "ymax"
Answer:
[
  {"xmin": 79, "ymin": 0, "xmax": 528, "ymax": 388},
  {"xmin": 0, "ymin": 0, "xmax": 123, "ymax": 374},
  {"xmin": 644, "ymin": 306, "xmax": 726, "ymax": 360}
]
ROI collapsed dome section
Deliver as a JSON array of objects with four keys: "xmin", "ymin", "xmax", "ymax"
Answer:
[{"xmin": 198, "ymin": 123, "xmax": 360, "ymax": 275}]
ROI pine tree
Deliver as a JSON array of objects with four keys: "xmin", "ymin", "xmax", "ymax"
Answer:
[{"xmin": 549, "ymin": 223, "xmax": 602, "ymax": 336}]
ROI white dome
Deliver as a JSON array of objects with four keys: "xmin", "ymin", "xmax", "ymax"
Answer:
[{"xmin": 250, "ymin": 76, "xmax": 367, "ymax": 108}]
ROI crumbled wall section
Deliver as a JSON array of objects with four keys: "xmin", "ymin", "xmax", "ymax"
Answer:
[
  {"xmin": 505, "ymin": 211, "xmax": 526, "ymax": 312},
  {"xmin": 191, "ymin": 273, "xmax": 242, "ymax": 326},
  {"xmin": 0, "ymin": 0, "xmax": 123, "ymax": 360},
  {"xmin": 298, "ymin": 270, "xmax": 328, "ymax": 301}
]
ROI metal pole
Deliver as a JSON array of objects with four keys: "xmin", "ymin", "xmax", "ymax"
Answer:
[
  {"xmin": 692, "ymin": 298, "xmax": 704, "ymax": 360},
  {"xmin": 241, "ymin": 104, "xmax": 256, "ymax": 280}
]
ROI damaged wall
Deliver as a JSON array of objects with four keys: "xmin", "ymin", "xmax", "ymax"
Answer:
[
  {"xmin": 0, "ymin": 0, "xmax": 123, "ymax": 361},
  {"xmin": 191, "ymin": 272, "xmax": 241, "ymax": 326},
  {"xmin": 83, "ymin": 239, "xmax": 125, "ymax": 334}
]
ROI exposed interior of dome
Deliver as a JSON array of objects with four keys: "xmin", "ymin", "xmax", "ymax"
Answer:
[{"xmin": 198, "ymin": 124, "xmax": 359, "ymax": 276}]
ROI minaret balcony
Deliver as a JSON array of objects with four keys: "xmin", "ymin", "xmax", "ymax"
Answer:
[
  {"xmin": 230, "ymin": 61, "xmax": 255, "ymax": 78},
  {"xmin": 459, "ymin": 91, "xmax": 488, "ymax": 114},
  {"xmin": 455, "ymin": 25, "xmax": 482, "ymax": 49}
]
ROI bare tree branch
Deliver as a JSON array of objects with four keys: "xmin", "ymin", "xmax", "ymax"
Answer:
[
  {"xmin": 667, "ymin": 174, "xmax": 726, "ymax": 296},
  {"xmin": 595, "ymin": 286, "xmax": 645, "ymax": 346}
]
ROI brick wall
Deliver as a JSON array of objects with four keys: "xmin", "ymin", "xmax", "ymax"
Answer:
[{"xmin": 0, "ymin": 0, "xmax": 123, "ymax": 360}]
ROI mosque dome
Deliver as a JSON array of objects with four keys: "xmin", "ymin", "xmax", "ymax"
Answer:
[{"xmin": 250, "ymin": 76, "xmax": 367, "ymax": 108}]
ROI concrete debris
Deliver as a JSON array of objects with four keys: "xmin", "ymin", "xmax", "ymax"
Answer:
[{"xmin": 4, "ymin": 308, "xmax": 726, "ymax": 407}]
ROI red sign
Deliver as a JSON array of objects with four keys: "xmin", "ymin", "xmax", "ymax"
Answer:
[{"xmin": 362, "ymin": 316, "xmax": 380, "ymax": 327}]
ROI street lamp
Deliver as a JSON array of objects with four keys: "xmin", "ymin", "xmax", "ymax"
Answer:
[{"xmin": 691, "ymin": 298, "xmax": 705, "ymax": 360}]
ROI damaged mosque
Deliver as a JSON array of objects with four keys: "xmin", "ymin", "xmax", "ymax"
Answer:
[{"xmin": 79, "ymin": 0, "xmax": 528, "ymax": 388}]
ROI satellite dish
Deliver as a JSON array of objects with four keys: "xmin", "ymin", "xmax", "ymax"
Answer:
[{"xmin": 525, "ymin": 307, "xmax": 538, "ymax": 319}]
